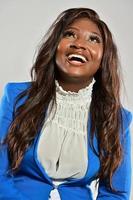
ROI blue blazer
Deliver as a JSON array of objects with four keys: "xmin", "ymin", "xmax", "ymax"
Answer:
[{"xmin": 0, "ymin": 82, "xmax": 132, "ymax": 200}]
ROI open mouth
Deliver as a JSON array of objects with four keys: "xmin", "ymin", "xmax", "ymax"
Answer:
[{"xmin": 67, "ymin": 54, "xmax": 87, "ymax": 64}]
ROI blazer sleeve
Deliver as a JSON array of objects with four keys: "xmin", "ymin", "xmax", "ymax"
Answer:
[
  {"xmin": 96, "ymin": 109, "xmax": 132, "ymax": 200},
  {"xmin": 0, "ymin": 83, "xmax": 30, "ymax": 200}
]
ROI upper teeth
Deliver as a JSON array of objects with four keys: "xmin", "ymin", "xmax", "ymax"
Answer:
[{"xmin": 68, "ymin": 54, "xmax": 87, "ymax": 62}]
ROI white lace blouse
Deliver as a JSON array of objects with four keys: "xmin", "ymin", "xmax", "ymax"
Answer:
[{"xmin": 37, "ymin": 79, "xmax": 95, "ymax": 186}]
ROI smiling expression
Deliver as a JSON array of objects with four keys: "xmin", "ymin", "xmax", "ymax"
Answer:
[{"xmin": 55, "ymin": 17, "xmax": 103, "ymax": 86}]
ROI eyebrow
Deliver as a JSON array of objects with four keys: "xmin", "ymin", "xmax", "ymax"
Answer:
[{"xmin": 66, "ymin": 26, "xmax": 102, "ymax": 38}]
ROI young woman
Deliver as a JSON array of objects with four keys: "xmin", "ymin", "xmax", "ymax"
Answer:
[{"xmin": 0, "ymin": 7, "xmax": 132, "ymax": 200}]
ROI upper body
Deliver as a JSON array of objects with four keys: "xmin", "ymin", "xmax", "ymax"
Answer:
[
  {"xmin": 0, "ymin": 7, "xmax": 132, "ymax": 200},
  {"xmin": 0, "ymin": 81, "xmax": 132, "ymax": 200}
]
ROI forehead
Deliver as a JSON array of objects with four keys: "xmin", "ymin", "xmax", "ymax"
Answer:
[{"xmin": 67, "ymin": 17, "xmax": 101, "ymax": 35}]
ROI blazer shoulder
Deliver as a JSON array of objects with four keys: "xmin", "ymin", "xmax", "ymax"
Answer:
[
  {"xmin": 5, "ymin": 81, "xmax": 31, "ymax": 92},
  {"xmin": 5, "ymin": 82, "xmax": 31, "ymax": 94},
  {"xmin": 1, "ymin": 82, "xmax": 31, "ymax": 107},
  {"xmin": 120, "ymin": 107, "xmax": 132, "ymax": 132}
]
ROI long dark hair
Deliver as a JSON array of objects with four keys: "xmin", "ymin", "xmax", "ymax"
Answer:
[{"xmin": 5, "ymin": 8, "xmax": 123, "ymax": 190}]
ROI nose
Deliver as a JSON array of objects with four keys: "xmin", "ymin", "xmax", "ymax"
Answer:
[{"xmin": 70, "ymin": 39, "xmax": 87, "ymax": 50}]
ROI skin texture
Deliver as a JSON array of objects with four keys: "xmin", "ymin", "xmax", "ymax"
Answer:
[{"xmin": 55, "ymin": 18, "xmax": 103, "ymax": 92}]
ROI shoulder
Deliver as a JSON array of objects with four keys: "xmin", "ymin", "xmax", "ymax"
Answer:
[
  {"xmin": 1, "ymin": 81, "xmax": 32, "ymax": 107},
  {"xmin": 5, "ymin": 81, "xmax": 31, "ymax": 93},
  {"xmin": 120, "ymin": 107, "xmax": 132, "ymax": 133},
  {"xmin": 3, "ymin": 81, "xmax": 31, "ymax": 100},
  {"xmin": 120, "ymin": 107, "xmax": 132, "ymax": 138}
]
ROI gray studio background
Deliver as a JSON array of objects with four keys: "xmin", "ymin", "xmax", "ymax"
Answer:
[{"xmin": 0, "ymin": 0, "xmax": 133, "ymax": 199}]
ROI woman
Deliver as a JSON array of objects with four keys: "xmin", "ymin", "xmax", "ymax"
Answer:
[{"xmin": 0, "ymin": 7, "xmax": 132, "ymax": 200}]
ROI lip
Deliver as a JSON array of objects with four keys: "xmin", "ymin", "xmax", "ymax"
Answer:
[
  {"xmin": 66, "ymin": 50, "xmax": 89, "ymax": 62},
  {"xmin": 67, "ymin": 54, "xmax": 87, "ymax": 63},
  {"xmin": 66, "ymin": 56, "xmax": 87, "ymax": 66},
  {"xmin": 66, "ymin": 51, "xmax": 89, "ymax": 67}
]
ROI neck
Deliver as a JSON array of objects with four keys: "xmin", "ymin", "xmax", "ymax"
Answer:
[{"xmin": 57, "ymin": 78, "xmax": 93, "ymax": 93}]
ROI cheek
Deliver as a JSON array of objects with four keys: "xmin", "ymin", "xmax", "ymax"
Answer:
[
  {"xmin": 56, "ymin": 43, "xmax": 64, "ymax": 61},
  {"xmin": 94, "ymin": 49, "xmax": 103, "ymax": 72},
  {"xmin": 56, "ymin": 39, "xmax": 68, "ymax": 54},
  {"xmin": 55, "ymin": 44, "xmax": 65, "ymax": 67},
  {"xmin": 98, "ymin": 47, "xmax": 103, "ymax": 60},
  {"xmin": 55, "ymin": 44, "xmax": 62, "ymax": 60},
  {"xmin": 97, "ymin": 46, "xmax": 103, "ymax": 61},
  {"xmin": 56, "ymin": 40, "xmax": 70, "ymax": 64},
  {"xmin": 56, "ymin": 44, "xmax": 61, "ymax": 57},
  {"xmin": 91, "ymin": 46, "xmax": 103, "ymax": 62}
]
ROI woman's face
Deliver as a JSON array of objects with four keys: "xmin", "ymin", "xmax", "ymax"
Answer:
[{"xmin": 55, "ymin": 17, "xmax": 103, "ymax": 84}]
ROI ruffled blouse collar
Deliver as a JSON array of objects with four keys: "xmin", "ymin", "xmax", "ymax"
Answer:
[{"xmin": 55, "ymin": 79, "xmax": 95, "ymax": 102}]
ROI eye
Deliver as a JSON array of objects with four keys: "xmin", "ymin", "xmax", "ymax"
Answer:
[
  {"xmin": 89, "ymin": 35, "xmax": 102, "ymax": 43},
  {"xmin": 63, "ymin": 30, "xmax": 76, "ymax": 38}
]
